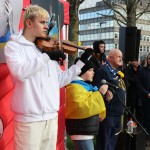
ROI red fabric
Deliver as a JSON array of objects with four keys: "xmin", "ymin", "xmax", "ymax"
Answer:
[
  {"xmin": 0, "ymin": 65, "xmax": 66, "ymax": 150},
  {"xmin": 0, "ymin": 64, "xmax": 14, "ymax": 150},
  {"xmin": 57, "ymin": 87, "xmax": 66, "ymax": 150},
  {"xmin": 56, "ymin": 65, "xmax": 66, "ymax": 150},
  {"xmin": 19, "ymin": 0, "xmax": 31, "ymax": 29},
  {"xmin": 56, "ymin": 1, "xmax": 69, "ymax": 147},
  {"xmin": 59, "ymin": 0, "xmax": 70, "ymax": 25},
  {"xmin": 0, "ymin": 1, "xmax": 30, "ymax": 149},
  {"xmin": 0, "ymin": 1, "xmax": 68, "ymax": 149}
]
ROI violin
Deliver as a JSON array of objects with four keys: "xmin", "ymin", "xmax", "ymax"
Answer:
[
  {"xmin": 35, "ymin": 36, "xmax": 59, "ymax": 51},
  {"xmin": 35, "ymin": 36, "xmax": 85, "ymax": 54}
]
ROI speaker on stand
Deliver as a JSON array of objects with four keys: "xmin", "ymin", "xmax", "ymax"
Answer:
[
  {"xmin": 116, "ymin": 27, "xmax": 146, "ymax": 150},
  {"xmin": 119, "ymin": 27, "xmax": 141, "ymax": 63}
]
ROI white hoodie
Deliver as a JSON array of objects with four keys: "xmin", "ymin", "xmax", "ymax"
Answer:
[{"xmin": 4, "ymin": 31, "xmax": 84, "ymax": 122}]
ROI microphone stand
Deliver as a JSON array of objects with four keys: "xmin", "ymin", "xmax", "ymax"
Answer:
[{"xmin": 110, "ymin": 87, "xmax": 149, "ymax": 136}]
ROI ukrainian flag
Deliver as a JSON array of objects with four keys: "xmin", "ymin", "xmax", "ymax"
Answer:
[{"xmin": 0, "ymin": 30, "xmax": 10, "ymax": 63}]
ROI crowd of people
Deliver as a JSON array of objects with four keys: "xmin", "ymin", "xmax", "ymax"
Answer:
[{"xmin": 4, "ymin": 4, "xmax": 150, "ymax": 150}]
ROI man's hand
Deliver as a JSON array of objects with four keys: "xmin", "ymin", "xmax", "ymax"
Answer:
[
  {"xmin": 43, "ymin": 50, "xmax": 66, "ymax": 61},
  {"xmin": 105, "ymin": 90, "xmax": 113, "ymax": 101},
  {"xmin": 80, "ymin": 48, "xmax": 95, "ymax": 63},
  {"xmin": 99, "ymin": 85, "xmax": 108, "ymax": 96}
]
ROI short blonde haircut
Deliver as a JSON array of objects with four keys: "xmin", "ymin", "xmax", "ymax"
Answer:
[{"xmin": 23, "ymin": 5, "xmax": 49, "ymax": 26}]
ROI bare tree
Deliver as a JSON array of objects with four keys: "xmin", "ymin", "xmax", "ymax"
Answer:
[
  {"xmin": 66, "ymin": 0, "xmax": 85, "ymax": 67},
  {"xmin": 102, "ymin": 0, "xmax": 150, "ymax": 27},
  {"xmin": 66, "ymin": 0, "xmax": 150, "ymax": 66}
]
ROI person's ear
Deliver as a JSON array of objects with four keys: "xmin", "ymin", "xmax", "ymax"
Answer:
[
  {"xmin": 26, "ymin": 19, "xmax": 32, "ymax": 28},
  {"xmin": 109, "ymin": 56, "xmax": 113, "ymax": 60}
]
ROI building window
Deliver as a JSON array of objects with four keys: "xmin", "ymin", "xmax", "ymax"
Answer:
[
  {"xmin": 78, "ymin": 1, "xmax": 150, "ymax": 53},
  {"xmin": 147, "ymin": 46, "xmax": 149, "ymax": 52},
  {"xmin": 140, "ymin": 46, "xmax": 142, "ymax": 52},
  {"xmin": 115, "ymin": 33, "xmax": 118, "ymax": 38},
  {"xmin": 115, "ymin": 44, "xmax": 118, "ymax": 49}
]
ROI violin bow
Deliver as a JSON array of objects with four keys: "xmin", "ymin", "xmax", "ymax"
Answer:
[{"xmin": 58, "ymin": 13, "xmax": 62, "ymax": 51}]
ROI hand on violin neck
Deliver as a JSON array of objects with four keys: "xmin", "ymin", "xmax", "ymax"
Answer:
[{"xmin": 43, "ymin": 50, "xmax": 66, "ymax": 62}]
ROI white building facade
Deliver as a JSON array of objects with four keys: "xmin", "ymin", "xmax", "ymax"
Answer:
[{"xmin": 78, "ymin": 0, "xmax": 150, "ymax": 58}]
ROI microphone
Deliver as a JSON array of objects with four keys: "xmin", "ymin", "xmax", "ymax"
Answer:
[{"xmin": 101, "ymin": 79, "xmax": 119, "ymax": 89}]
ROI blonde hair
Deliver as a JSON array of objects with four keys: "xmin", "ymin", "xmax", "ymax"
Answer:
[{"xmin": 23, "ymin": 5, "xmax": 49, "ymax": 26}]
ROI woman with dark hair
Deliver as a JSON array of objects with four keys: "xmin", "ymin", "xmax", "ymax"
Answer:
[{"xmin": 138, "ymin": 52, "xmax": 150, "ymax": 146}]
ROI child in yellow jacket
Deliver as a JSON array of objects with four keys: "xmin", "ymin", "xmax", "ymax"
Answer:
[{"xmin": 65, "ymin": 59, "xmax": 112, "ymax": 150}]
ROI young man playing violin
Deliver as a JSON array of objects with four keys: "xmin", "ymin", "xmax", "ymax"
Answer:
[{"xmin": 4, "ymin": 5, "xmax": 93, "ymax": 150}]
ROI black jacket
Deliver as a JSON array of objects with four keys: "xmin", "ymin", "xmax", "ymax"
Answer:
[
  {"xmin": 93, "ymin": 63, "xmax": 126, "ymax": 116},
  {"xmin": 65, "ymin": 115, "xmax": 99, "ymax": 135},
  {"xmin": 124, "ymin": 64, "xmax": 141, "ymax": 106},
  {"xmin": 138, "ymin": 66, "xmax": 150, "ymax": 101}
]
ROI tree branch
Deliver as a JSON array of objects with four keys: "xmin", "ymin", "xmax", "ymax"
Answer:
[
  {"xmin": 102, "ymin": 0, "xmax": 127, "ymax": 22},
  {"xmin": 136, "ymin": 2, "xmax": 150, "ymax": 20}
]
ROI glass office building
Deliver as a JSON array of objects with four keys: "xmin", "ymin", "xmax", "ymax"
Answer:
[{"xmin": 78, "ymin": 0, "xmax": 150, "ymax": 58}]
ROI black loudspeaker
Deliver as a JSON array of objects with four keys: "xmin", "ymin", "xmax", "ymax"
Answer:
[
  {"xmin": 136, "ymin": 29, "xmax": 141, "ymax": 59},
  {"xmin": 119, "ymin": 27, "xmax": 141, "ymax": 63}
]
